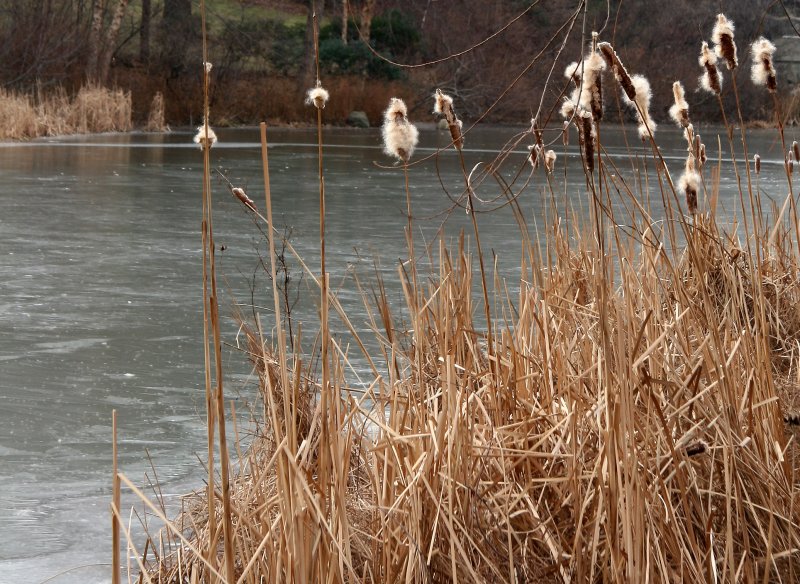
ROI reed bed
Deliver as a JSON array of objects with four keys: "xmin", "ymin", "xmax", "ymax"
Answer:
[
  {"xmin": 0, "ymin": 84, "xmax": 132, "ymax": 139},
  {"xmin": 114, "ymin": 8, "xmax": 800, "ymax": 584}
]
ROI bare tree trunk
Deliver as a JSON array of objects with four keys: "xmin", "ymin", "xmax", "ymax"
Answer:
[
  {"xmin": 86, "ymin": 0, "xmax": 106, "ymax": 80},
  {"xmin": 140, "ymin": 0, "xmax": 151, "ymax": 65},
  {"xmin": 341, "ymin": 0, "xmax": 348, "ymax": 44},
  {"xmin": 360, "ymin": 0, "xmax": 375, "ymax": 44},
  {"xmin": 96, "ymin": 0, "xmax": 129, "ymax": 84}
]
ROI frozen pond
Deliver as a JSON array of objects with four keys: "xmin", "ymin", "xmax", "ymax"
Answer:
[{"xmin": 0, "ymin": 123, "xmax": 796, "ymax": 583}]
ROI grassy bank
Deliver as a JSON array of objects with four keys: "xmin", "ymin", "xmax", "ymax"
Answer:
[{"xmin": 110, "ymin": 9, "xmax": 800, "ymax": 584}]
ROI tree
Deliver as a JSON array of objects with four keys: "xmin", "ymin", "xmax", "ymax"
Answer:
[{"xmin": 86, "ymin": 0, "xmax": 130, "ymax": 84}]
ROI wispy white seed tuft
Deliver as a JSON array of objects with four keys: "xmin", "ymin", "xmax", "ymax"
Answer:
[
  {"xmin": 712, "ymin": 14, "xmax": 738, "ymax": 70},
  {"xmin": 669, "ymin": 81, "xmax": 690, "ymax": 128},
  {"xmin": 544, "ymin": 149, "xmax": 557, "ymax": 173},
  {"xmin": 528, "ymin": 144, "xmax": 542, "ymax": 169},
  {"xmin": 679, "ymin": 169, "xmax": 701, "ymax": 214},
  {"xmin": 751, "ymin": 37, "xmax": 778, "ymax": 92},
  {"xmin": 204, "ymin": 62, "xmax": 213, "ymax": 74},
  {"xmin": 622, "ymin": 74, "xmax": 657, "ymax": 139},
  {"xmin": 382, "ymin": 98, "xmax": 418, "ymax": 162},
  {"xmin": 579, "ymin": 52, "xmax": 606, "ymax": 121},
  {"xmin": 193, "ymin": 121, "xmax": 217, "ymax": 150},
  {"xmin": 305, "ymin": 85, "xmax": 330, "ymax": 109}
]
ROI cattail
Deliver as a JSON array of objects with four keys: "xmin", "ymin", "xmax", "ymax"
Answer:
[
  {"xmin": 232, "ymin": 187, "xmax": 257, "ymax": 212},
  {"xmin": 751, "ymin": 37, "xmax": 777, "ymax": 93},
  {"xmin": 598, "ymin": 41, "xmax": 637, "ymax": 101},
  {"xmin": 700, "ymin": 143, "xmax": 707, "ymax": 165},
  {"xmin": 564, "ymin": 61, "xmax": 581, "ymax": 86},
  {"xmin": 754, "ymin": 154, "xmax": 762, "ymax": 175},
  {"xmin": 544, "ymin": 149, "xmax": 557, "ymax": 173},
  {"xmin": 622, "ymin": 74, "xmax": 657, "ymax": 140},
  {"xmin": 562, "ymin": 120, "xmax": 570, "ymax": 145},
  {"xmin": 685, "ymin": 440, "xmax": 709, "ymax": 457},
  {"xmin": 580, "ymin": 52, "xmax": 605, "ymax": 121},
  {"xmin": 528, "ymin": 144, "xmax": 542, "ymax": 169},
  {"xmin": 305, "ymin": 84, "xmax": 330, "ymax": 109},
  {"xmin": 712, "ymin": 14, "xmax": 738, "ymax": 70},
  {"xmin": 792, "ymin": 141, "xmax": 799, "ymax": 162},
  {"xmin": 382, "ymin": 98, "xmax": 418, "ymax": 163},
  {"xmin": 789, "ymin": 159, "xmax": 795, "ymax": 175},
  {"xmin": 193, "ymin": 120, "xmax": 217, "ymax": 150},
  {"xmin": 578, "ymin": 110, "xmax": 595, "ymax": 173},
  {"xmin": 204, "ymin": 61, "xmax": 213, "ymax": 74},
  {"xmin": 669, "ymin": 81, "xmax": 690, "ymax": 128},
  {"xmin": 699, "ymin": 41, "xmax": 723, "ymax": 95},
  {"xmin": 560, "ymin": 97, "xmax": 577, "ymax": 120},
  {"xmin": 433, "ymin": 89, "xmax": 464, "ymax": 150},
  {"xmin": 679, "ymin": 168, "xmax": 700, "ymax": 214},
  {"xmin": 693, "ymin": 133, "xmax": 701, "ymax": 159}
]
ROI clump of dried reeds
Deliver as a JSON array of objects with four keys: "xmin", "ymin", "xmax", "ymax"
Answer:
[
  {"xmin": 0, "ymin": 84, "xmax": 132, "ymax": 140},
  {"xmin": 144, "ymin": 92, "xmax": 166, "ymax": 132},
  {"xmin": 118, "ymin": 12, "xmax": 800, "ymax": 584}
]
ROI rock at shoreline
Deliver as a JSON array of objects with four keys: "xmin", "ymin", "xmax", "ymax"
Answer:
[{"xmin": 346, "ymin": 111, "xmax": 370, "ymax": 128}]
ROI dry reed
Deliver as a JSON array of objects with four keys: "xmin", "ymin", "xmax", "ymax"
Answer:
[
  {"xmin": 116, "ymin": 13, "xmax": 800, "ymax": 584},
  {"xmin": 0, "ymin": 84, "xmax": 133, "ymax": 140}
]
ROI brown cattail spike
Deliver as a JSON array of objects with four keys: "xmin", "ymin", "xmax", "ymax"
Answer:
[
  {"xmin": 700, "ymin": 41, "xmax": 722, "ymax": 95},
  {"xmin": 598, "ymin": 41, "xmax": 637, "ymax": 101},
  {"xmin": 433, "ymin": 89, "xmax": 464, "ymax": 150},
  {"xmin": 578, "ymin": 111, "xmax": 595, "ymax": 173},
  {"xmin": 562, "ymin": 120, "xmax": 570, "ymax": 145},
  {"xmin": 712, "ymin": 14, "xmax": 738, "ymax": 70},
  {"xmin": 754, "ymin": 154, "xmax": 762, "ymax": 175}
]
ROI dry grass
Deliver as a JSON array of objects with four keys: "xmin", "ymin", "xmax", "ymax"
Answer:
[
  {"xmin": 0, "ymin": 84, "xmax": 132, "ymax": 140},
  {"xmin": 113, "ymin": 8, "xmax": 800, "ymax": 584}
]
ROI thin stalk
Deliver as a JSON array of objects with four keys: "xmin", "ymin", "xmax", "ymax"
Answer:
[
  {"xmin": 199, "ymin": 1, "xmax": 235, "ymax": 580},
  {"xmin": 111, "ymin": 409, "xmax": 120, "ymax": 584}
]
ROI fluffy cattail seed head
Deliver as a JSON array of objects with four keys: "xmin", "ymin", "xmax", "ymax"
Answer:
[
  {"xmin": 528, "ymin": 144, "xmax": 542, "ymax": 169},
  {"xmin": 700, "ymin": 143, "xmax": 707, "ymax": 165},
  {"xmin": 751, "ymin": 37, "xmax": 778, "ymax": 93},
  {"xmin": 712, "ymin": 14, "xmax": 738, "ymax": 70},
  {"xmin": 679, "ymin": 170, "xmax": 700, "ymax": 214},
  {"xmin": 754, "ymin": 154, "xmax": 762, "ymax": 175},
  {"xmin": 793, "ymin": 142, "xmax": 800, "ymax": 162},
  {"xmin": 305, "ymin": 85, "xmax": 330, "ymax": 109},
  {"xmin": 204, "ymin": 61, "xmax": 213, "ymax": 74},
  {"xmin": 622, "ymin": 74, "xmax": 657, "ymax": 140},
  {"xmin": 562, "ymin": 120, "xmax": 570, "ymax": 145},
  {"xmin": 598, "ymin": 41, "xmax": 637, "ymax": 101},
  {"xmin": 700, "ymin": 41, "xmax": 723, "ymax": 95},
  {"xmin": 382, "ymin": 98, "xmax": 418, "ymax": 163},
  {"xmin": 581, "ymin": 52, "xmax": 606, "ymax": 121},
  {"xmin": 193, "ymin": 121, "xmax": 217, "ymax": 150},
  {"xmin": 544, "ymin": 149, "xmax": 557, "ymax": 173},
  {"xmin": 433, "ymin": 89, "xmax": 463, "ymax": 150},
  {"xmin": 669, "ymin": 81, "xmax": 690, "ymax": 128}
]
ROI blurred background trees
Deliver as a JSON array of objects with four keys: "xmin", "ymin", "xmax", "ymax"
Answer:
[{"xmin": 0, "ymin": 0, "xmax": 798, "ymax": 126}]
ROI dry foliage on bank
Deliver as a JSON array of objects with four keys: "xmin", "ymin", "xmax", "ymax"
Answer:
[{"xmin": 0, "ymin": 85, "xmax": 132, "ymax": 140}]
